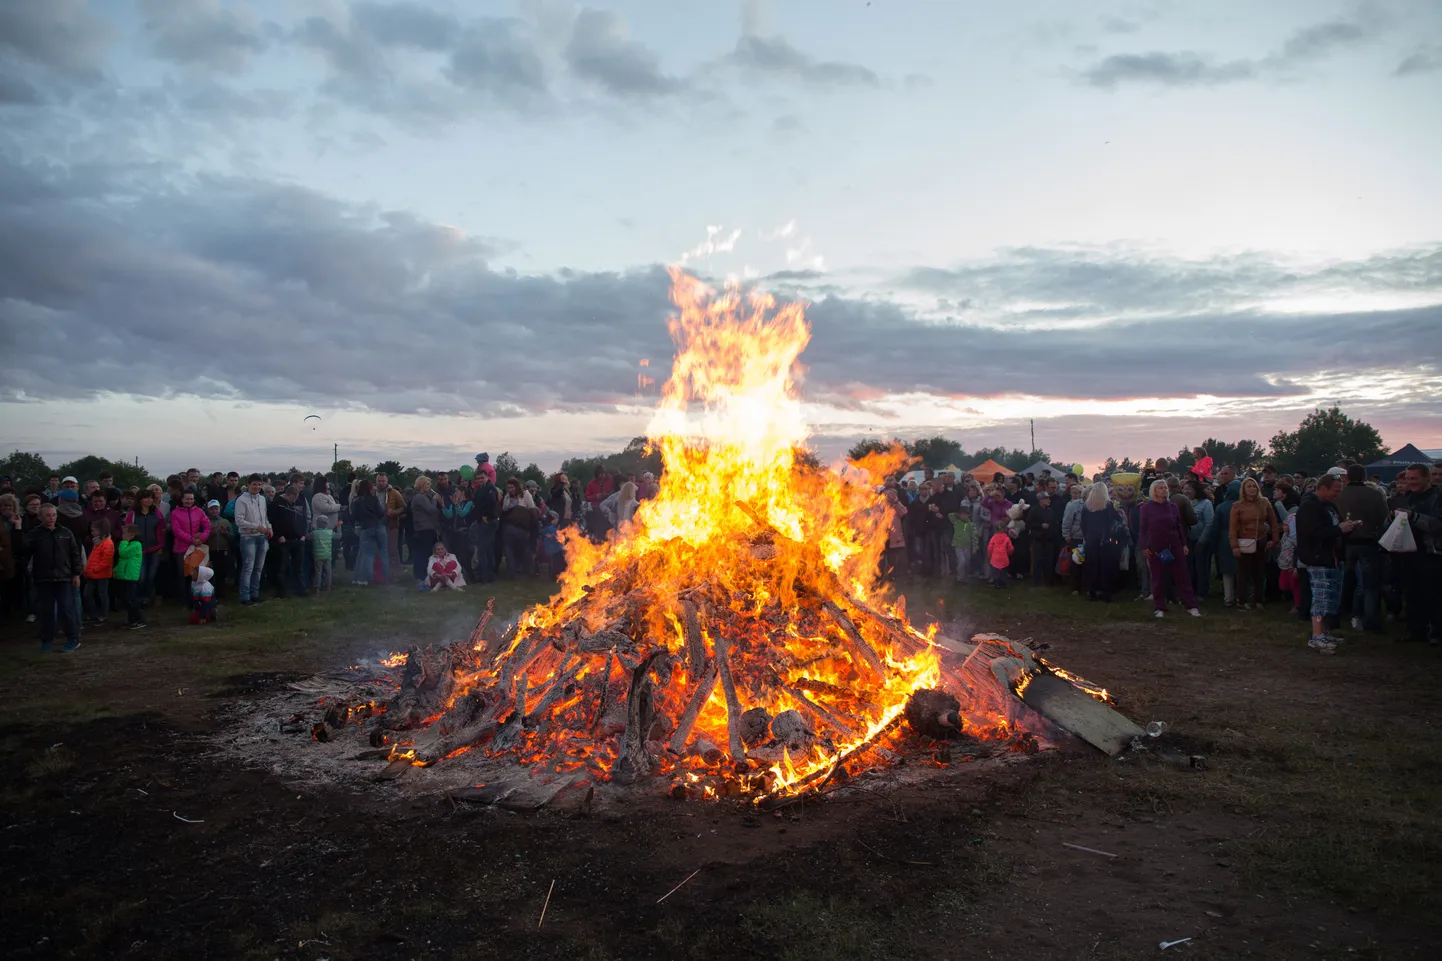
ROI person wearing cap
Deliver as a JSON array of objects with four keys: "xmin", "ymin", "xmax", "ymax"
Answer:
[{"xmin": 205, "ymin": 498, "xmax": 236, "ymax": 596}]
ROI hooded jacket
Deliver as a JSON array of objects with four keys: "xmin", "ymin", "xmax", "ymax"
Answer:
[
  {"xmin": 113, "ymin": 539, "xmax": 143, "ymax": 581},
  {"xmin": 124, "ymin": 507, "xmax": 167, "ymax": 555}
]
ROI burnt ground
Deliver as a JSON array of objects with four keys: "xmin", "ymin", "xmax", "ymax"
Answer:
[{"xmin": 1, "ymin": 579, "xmax": 1439, "ymax": 961}]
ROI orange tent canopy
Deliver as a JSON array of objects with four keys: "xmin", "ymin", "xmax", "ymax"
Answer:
[{"xmin": 966, "ymin": 459, "xmax": 1011, "ymax": 480}]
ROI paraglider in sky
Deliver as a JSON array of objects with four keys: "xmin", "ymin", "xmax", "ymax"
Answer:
[{"xmin": 304, "ymin": 414, "xmax": 321, "ymax": 430}]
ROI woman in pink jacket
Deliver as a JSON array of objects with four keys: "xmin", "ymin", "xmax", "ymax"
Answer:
[{"xmin": 167, "ymin": 490, "xmax": 211, "ymax": 601}]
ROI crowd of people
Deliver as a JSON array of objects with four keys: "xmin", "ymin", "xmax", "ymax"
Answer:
[
  {"xmin": 1, "ymin": 448, "xmax": 1438, "ymax": 657},
  {"xmin": 877, "ymin": 454, "xmax": 1442, "ymax": 654},
  {"xmin": 0, "ymin": 453, "xmax": 658, "ymax": 651}
]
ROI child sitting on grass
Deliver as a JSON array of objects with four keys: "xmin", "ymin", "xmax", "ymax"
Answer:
[
  {"xmin": 426, "ymin": 539, "xmax": 466, "ymax": 591},
  {"xmin": 114, "ymin": 524, "xmax": 145, "ymax": 630},
  {"xmin": 987, "ymin": 526, "xmax": 1014, "ymax": 588}
]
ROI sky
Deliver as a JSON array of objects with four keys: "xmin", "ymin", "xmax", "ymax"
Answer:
[{"xmin": 1, "ymin": 0, "xmax": 1440, "ymax": 476}]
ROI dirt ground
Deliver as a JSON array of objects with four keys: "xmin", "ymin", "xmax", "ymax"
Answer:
[{"xmin": 1, "ymin": 580, "xmax": 1439, "ymax": 961}]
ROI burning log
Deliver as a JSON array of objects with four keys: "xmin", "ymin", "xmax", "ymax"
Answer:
[
  {"xmin": 770, "ymin": 709, "xmax": 814, "ymax": 751},
  {"xmin": 903, "ymin": 689, "xmax": 964, "ymax": 740},
  {"xmin": 680, "ymin": 599, "xmax": 706, "ymax": 674},
  {"xmin": 666, "ymin": 661, "xmax": 718, "ymax": 755},
  {"xmin": 786, "ymin": 687, "xmax": 858, "ymax": 740},
  {"xmin": 821, "ymin": 601, "xmax": 888, "ymax": 678},
  {"xmin": 615, "ymin": 651, "xmax": 666, "ymax": 784},
  {"xmin": 713, "ymin": 634, "xmax": 747, "ymax": 765},
  {"xmin": 740, "ymin": 707, "xmax": 773, "ymax": 748}
]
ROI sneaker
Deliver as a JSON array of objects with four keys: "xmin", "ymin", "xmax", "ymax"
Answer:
[
  {"xmin": 1238, "ymin": 603, "xmax": 1250, "ymax": 611},
  {"xmin": 1307, "ymin": 637, "xmax": 1337, "ymax": 654},
  {"xmin": 40, "ymin": 641, "xmax": 53, "ymax": 653},
  {"xmin": 61, "ymin": 640, "xmax": 81, "ymax": 653},
  {"xmin": 1136, "ymin": 593, "xmax": 1150, "ymax": 601},
  {"xmin": 1323, "ymin": 632, "xmax": 1346, "ymax": 644},
  {"xmin": 1154, "ymin": 610, "xmax": 1165, "ymax": 618},
  {"xmin": 1188, "ymin": 608, "xmax": 1201, "ymax": 617},
  {"xmin": 128, "ymin": 622, "xmax": 146, "ymax": 630},
  {"xmin": 1351, "ymin": 617, "xmax": 1363, "ymax": 631},
  {"xmin": 416, "ymin": 582, "xmax": 430, "ymax": 592}
]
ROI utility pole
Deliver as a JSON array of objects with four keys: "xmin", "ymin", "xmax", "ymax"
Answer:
[
  {"xmin": 333, "ymin": 442, "xmax": 338, "ymax": 468},
  {"xmin": 1030, "ymin": 419, "xmax": 1035, "ymax": 453}
]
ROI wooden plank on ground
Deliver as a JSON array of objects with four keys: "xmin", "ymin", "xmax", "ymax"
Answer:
[{"xmin": 1018, "ymin": 673, "xmax": 1144, "ymax": 756}]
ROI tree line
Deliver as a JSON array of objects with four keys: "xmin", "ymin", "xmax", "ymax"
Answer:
[{"xmin": 0, "ymin": 405, "xmax": 1394, "ymax": 495}]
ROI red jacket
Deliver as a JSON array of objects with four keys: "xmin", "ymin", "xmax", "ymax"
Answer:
[{"xmin": 584, "ymin": 476, "xmax": 614, "ymax": 506}]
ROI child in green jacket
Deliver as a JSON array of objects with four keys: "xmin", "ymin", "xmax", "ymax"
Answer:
[{"xmin": 114, "ymin": 524, "xmax": 145, "ymax": 630}]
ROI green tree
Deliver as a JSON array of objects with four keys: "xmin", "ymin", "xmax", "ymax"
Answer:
[
  {"xmin": 969, "ymin": 447, "xmax": 1049, "ymax": 472},
  {"xmin": 1267, "ymin": 407, "xmax": 1386, "ymax": 474},
  {"xmin": 846, "ymin": 438, "xmax": 892, "ymax": 461},
  {"xmin": 0, "ymin": 450, "xmax": 52, "ymax": 492},
  {"xmin": 373, "ymin": 460, "xmax": 404, "ymax": 479},
  {"xmin": 493, "ymin": 452, "xmax": 522, "ymax": 482},
  {"xmin": 54, "ymin": 455, "xmax": 158, "ymax": 490},
  {"xmin": 1172, "ymin": 438, "xmax": 1267, "ymax": 474},
  {"xmin": 331, "ymin": 458, "xmax": 355, "ymax": 478},
  {"xmin": 1102, "ymin": 456, "xmax": 1143, "ymax": 475},
  {"xmin": 792, "ymin": 446, "xmax": 823, "ymax": 472},
  {"xmin": 905, "ymin": 436, "xmax": 966, "ymax": 470},
  {"xmin": 520, "ymin": 462, "xmax": 549, "ymax": 487}
]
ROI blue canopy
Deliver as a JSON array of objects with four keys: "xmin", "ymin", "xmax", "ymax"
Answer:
[{"xmin": 1364, "ymin": 444, "xmax": 1433, "ymax": 482}]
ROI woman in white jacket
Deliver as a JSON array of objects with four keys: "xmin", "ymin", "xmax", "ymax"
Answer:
[{"xmin": 311, "ymin": 476, "xmax": 342, "ymax": 533}]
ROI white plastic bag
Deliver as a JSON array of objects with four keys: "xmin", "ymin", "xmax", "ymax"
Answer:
[{"xmin": 1379, "ymin": 514, "xmax": 1417, "ymax": 553}]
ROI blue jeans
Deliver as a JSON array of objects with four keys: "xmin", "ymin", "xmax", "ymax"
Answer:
[
  {"xmin": 36, "ymin": 581, "xmax": 80, "ymax": 647},
  {"xmin": 239, "ymin": 535, "xmax": 269, "ymax": 602},
  {"xmin": 138, "ymin": 552, "xmax": 161, "ymax": 603},
  {"xmin": 470, "ymin": 520, "xmax": 497, "ymax": 582},
  {"xmin": 353, "ymin": 527, "xmax": 389, "ymax": 583},
  {"xmin": 83, "ymin": 578, "xmax": 110, "ymax": 620},
  {"xmin": 1346, "ymin": 544, "xmax": 1381, "ymax": 630}
]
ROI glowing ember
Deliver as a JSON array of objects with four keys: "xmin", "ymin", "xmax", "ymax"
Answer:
[{"xmin": 363, "ymin": 269, "xmax": 1115, "ymax": 799}]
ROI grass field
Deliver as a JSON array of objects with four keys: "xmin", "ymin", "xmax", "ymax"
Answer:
[{"xmin": 0, "ymin": 573, "xmax": 1438, "ymax": 960}]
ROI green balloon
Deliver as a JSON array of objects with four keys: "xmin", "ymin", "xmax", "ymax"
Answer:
[
  {"xmin": 1072, "ymin": 464, "xmax": 1085, "ymax": 476},
  {"xmin": 459, "ymin": 465, "xmax": 475, "ymax": 480}
]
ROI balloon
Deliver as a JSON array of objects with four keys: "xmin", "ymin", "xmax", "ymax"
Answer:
[
  {"xmin": 459, "ymin": 465, "xmax": 474, "ymax": 481},
  {"xmin": 1072, "ymin": 464, "xmax": 1085, "ymax": 477}
]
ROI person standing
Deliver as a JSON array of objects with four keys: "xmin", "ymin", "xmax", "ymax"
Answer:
[
  {"xmin": 268, "ymin": 486, "xmax": 308, "ymax": 597},
  {"xmin": 113, "ymin": 524, "xmax": 145, "ymax": 629},
  {"xmin": 376, "ymin": 473, "xmax": 405, "ymax": 568},
  {"xmin": 1338, "ymin": 463, "xmax": 1388, "ymax": 632},
  {"xmin": 27, "ymin": 504, "xmax": 83, "ymax": 652},
  {"xmin": 0, "ymin": 494, "xmax": 20, "ymax": 622},
  {"xmin": 1027, "ymin": 491, "xmax": 1061, "ymax": 586},
  {"xmin": 469, "ymin": 470, "xmax": 500, "ymax": 583},
  {"xmin": 1186, "ymin": 480, "xmax": 1215, "ymax": 601},
  {"xmin": 1061, "ymin": 484, "xmax": 1086, "ymax": 593},
  {"xmin": 499, "ymin": 477, "xmax": 538, "ymax": 579},
  {"xmin": 1228, "ymin": 478, "xmax": 1278, "ymax": 610},
  {"xmin": 1395, "ymin": 464, "xmax": 1442, "ymax": 645},
  {"xmin": 233, "ymin": 475, "xmax": 272, "ymax": 605},
  {"xmin": 1295, "ymin": 473, "xmax": 1361, "ymax": 653},
  {"xmin": 1138, "ymin": 480, "xmax": 1201, "ymax": 619},
  {"xmin": 348, "ymin": 480, "xmax": 389, "ymax": 586},
  {"xmin": 408, "ymin": 476, "xmax": 442, "ymax": 588},
  {"xmin": 168, "ymin": 491, "xmax": 211, "ymax": 602},
  {"xmin": 1078, "ymin": 483, "xmax": 1126, "ymax": 602}
]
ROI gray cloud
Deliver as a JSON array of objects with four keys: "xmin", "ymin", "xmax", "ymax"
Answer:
[
  {"xmin": 0, "ymin": 72, "xmax": 43, "ymax": 105},
  {"xmin": 0, "ymin": 0, "xmax": 112, "ymax": 81},
  {"xmin": 1, "ymin": 152, "xmax": 1438, "ymax": 423},
  {"xmin": 137, "ymin": 0, "xmax": 270, "ymax": 71},
  {"xmin": 1080, "ymin": 52, "xmax": 1257, "ymax": 89},
  {"xmin": 1395, "ymin": 48, "xmax": 1442, "ymax": 75},
  {"xmin": 1080, "ymin": 14, "xmax": 1381, "ymax": 89},
  {"xmin": 445, "ymin": 20, "xmax": 549, "ymax": 99},
  {"xmin": 564, "ymin": 7, "xmax": 683, "ymax": 96},
  {"xmin": 726, "ymin": 33, "xmax": 879, "ymax": 86},
  {"xmin": 351, "ymin": 1, "xmax": 460, "ymax": 52}
]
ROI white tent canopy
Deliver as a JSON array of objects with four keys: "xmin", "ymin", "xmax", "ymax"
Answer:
[{"xmin": 1018, "ymin": 460, "xmax": 1071, "ymax": 479}]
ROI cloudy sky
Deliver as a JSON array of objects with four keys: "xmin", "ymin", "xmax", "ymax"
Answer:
[{"xmin": 1, "ymin": 0, "xmax": 1440, "ymax": 475}]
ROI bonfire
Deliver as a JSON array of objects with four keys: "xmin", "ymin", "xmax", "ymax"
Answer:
[{"xmin": 338, "ymin": 268, "xmax": 1138, "ymax": 803}]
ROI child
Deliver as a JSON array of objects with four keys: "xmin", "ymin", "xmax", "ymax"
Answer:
[
  {"xmin": 987, "ymin": 526, "xmax": 1014, "ymax": 588},
  {"xmin": 189, "ymin": 566, "xmax": 217, "ymax": 624},
  {"xmin": 426, "ymin": 540, "xmax": 466, "ymax": 591},
  {"xmin": 541, "ymin": 510, "xmax": 565, "ymax": 579},
  {"xmin": 114, "ymin": 524, "xmax": 145, "ymax": 629},
  {"xmin": 948, "ymin": 506, "xmax": 977, "ymax": 583},
  {"xmin": 83, "ymin": 519, "xmax": 115, "ymax": 623},
  {"xmin": 205, "ymin": 499, "xmax": 234, "ymax": 596},
  {"xmin": 311, "ymin": 514, "xmax": 334, "ymax": 594}
]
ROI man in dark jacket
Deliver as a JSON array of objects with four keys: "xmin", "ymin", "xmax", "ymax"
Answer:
[
  {"xmin": 1295, "ymin": 474, "xmax": 1361, "ymax": 653},
  {"xmin": 268, "ymin": 486, "xmax": 309, "ymax": 598},
  {"xmin": 27, "ymin": 503, "xmax": 82, "ymax": 651},
  {"xmin": 1338, "ymin": 464, "xmax": 1388, "ymax": 631},
  {"xmin": 1027, "ymin": 492, "xmax": 1062, "ymax": 585},
  {"xmin": 82, "ymin": 490, "xmax": 123, "ymax": 547},
  {"xmin": 1396, "ymin": 464, "xmax": 1442, "ymax": 644}
]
